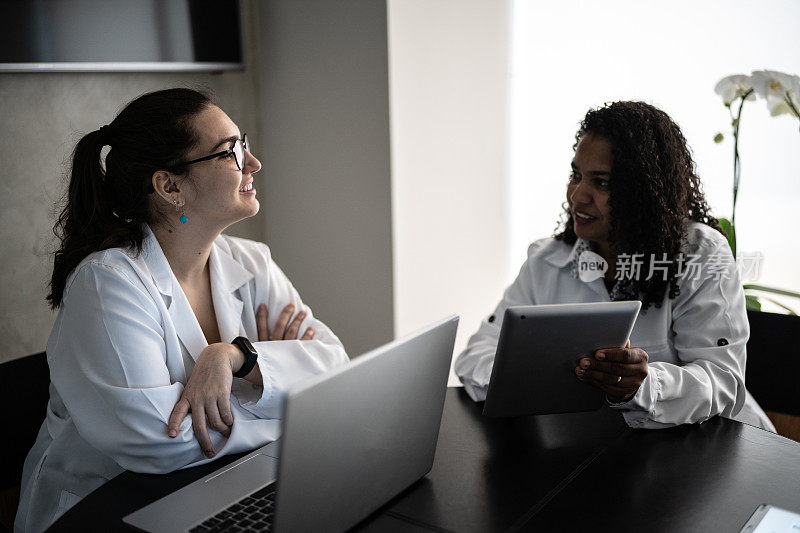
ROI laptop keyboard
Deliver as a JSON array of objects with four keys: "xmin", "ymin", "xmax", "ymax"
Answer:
[{"xmin": 188, "ymin": 484, "xmax": 276, "ymax": 532}]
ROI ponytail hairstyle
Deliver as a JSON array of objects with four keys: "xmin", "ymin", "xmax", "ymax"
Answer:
[
  {"xmin": 555, "ymin": 101, "xmax": 722, "ymax": 311},
  {"xmin": 47, "ymin": 88, "xmax": 213, "ymax": 308}
]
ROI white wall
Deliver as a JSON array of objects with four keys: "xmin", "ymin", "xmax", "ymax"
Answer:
[
  {"xmin": 256, "ymin": 0, "xmax": 395, "ymax": 358},
  {"xmin": 509, "ymin": 0, "xmax": 800, "ymax": 310},
  {"xmin": 388, "ymin": 0, "xmax": 513, "ymax": 384}
]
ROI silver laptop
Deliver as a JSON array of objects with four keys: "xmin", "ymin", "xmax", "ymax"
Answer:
[
  {"xmin": 124, "ymin": 315, "xmax": 459, "ymax": 533},
  {"xmin": 483, "ymin": 301, "xmax": 640, "ymax": 417}
]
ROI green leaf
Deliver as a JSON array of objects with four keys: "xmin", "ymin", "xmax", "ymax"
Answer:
[
  {"xmin": 743, "ymin": 284, "xmax": 800, "ymax": 299},
  {"xmin": 757, "ymin": 296, "xmax": 798, "ymax": 316},
  {"xmin": 718, "ymin": 217, "xmax": 736, "ymax": 257},
  {"xmin": 745, "ymin": 294, "xmax": 762, "ymax": 311}
]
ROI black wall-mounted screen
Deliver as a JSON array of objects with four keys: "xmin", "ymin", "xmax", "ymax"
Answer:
[{"xmin": 0, "ymin": 0, "xmax": 243, "ymax": 72}]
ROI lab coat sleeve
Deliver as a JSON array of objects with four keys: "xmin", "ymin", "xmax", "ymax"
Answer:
[
  {"xmin": 49, "ymin": 262, "xmax": 250, "ymax": 474},
  {"xmin": 609, "ymin": 240, "xmax": 749, "ymax": 428},
  {"xmin": 236, "ymin": 251, "xmax": 350, "ymax": 420},
  {"xmin": 454, "ymin": 244, "xmax": 539, "ymax": 402}
]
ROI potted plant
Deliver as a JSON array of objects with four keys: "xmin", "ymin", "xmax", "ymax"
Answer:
[
  {"xmin": 714, "ymin": 70, "xmax": 800, "ymax": 313},
  {"xmin": 714, "ymin": 71, "xmax": 800, "ymax": 439}
]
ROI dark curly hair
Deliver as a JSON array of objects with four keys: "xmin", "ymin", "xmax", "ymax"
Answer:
[
  {"xmin": 47, "ymin": 88, "xmax": 213, "ymax": 308},
  {"xmin": 555, "ymin": 101, "xmax": 722, "ymax": 311}
]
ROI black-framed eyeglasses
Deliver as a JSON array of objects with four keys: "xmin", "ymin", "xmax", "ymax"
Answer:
[{"xmin": 184, "ymin": 133, "xmax": 248, "ymax": 170}]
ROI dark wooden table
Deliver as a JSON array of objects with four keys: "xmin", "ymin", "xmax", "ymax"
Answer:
[{"xmin": 51, "ymin": 388, "xmax": 800, "ymax": 532}]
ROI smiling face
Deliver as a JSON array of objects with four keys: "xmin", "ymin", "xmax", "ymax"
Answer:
[
  {"xmin": 567, "ymin": 134, "xmax": 614, "ymax": 248},
  {"xmin": 179, "ymin": 105, "xmax": 262, "ymax": 230}
]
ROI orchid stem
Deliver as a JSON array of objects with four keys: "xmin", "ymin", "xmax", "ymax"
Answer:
[
  {"xmin": 785, "ymin": 92, "xmax": 800, "ymax": 129},
  {"xmin": 730, "ymin": 89, "xmax": 753, "ymax": 232}
]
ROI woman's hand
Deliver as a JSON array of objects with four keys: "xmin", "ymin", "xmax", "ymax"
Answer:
[
  {"xmin": 256, "ymin": 303, "xmax": 315, "ymax": 341},
  {"xmin": 167, "ymin": 343, "xmax": 240, "ymax": 458},
  {"xmin": 575, "ymin": 341, "xmax": 649, "ymax": 403}
]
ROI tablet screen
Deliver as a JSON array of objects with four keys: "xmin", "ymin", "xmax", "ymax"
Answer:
[{"xmin": 752, "ymin": 506, "xmax": 800, "ymax": 532}]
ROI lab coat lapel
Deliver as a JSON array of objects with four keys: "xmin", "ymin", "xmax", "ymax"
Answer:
[
  {"xmin": 142, "ymin": 225, "xmax": 209, "ymax": 362},
  {"xmin": 169, "ymin": 288, "xmax": 210, "ymax": 362},
  {"xmin": 545, "ymin": 238, "xmax": 611, "ymax": 301},
  {"xmin": 586, "ymin": 278, "xmax": 612, "ymax": 301},
  {"xmin": 209, "ymin": 239, "xmax": 253, "ymax": 343}
]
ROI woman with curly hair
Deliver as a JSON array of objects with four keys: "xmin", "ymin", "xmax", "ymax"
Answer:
[{"xmin": 455, "ymin": 101, "xmax": 774, "ymax": 430}]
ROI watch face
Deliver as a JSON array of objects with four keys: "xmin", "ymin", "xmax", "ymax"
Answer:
[{"xmin": 240, "ymin": 337, "xmax": 255, "ymax": 352}]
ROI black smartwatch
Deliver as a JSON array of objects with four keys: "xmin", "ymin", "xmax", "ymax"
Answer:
[{"xmin": 231, "ymin": 336, "xmax": 258, "ymax": 378}]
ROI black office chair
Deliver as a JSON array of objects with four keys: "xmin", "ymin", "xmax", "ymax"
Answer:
[
  {"xmin": 745, "ymin": 310, "xmax": 800, "ymax": 441},
  {"xmin": 0, "ymin": 352, "xmax": 50, "ymax": 531}
]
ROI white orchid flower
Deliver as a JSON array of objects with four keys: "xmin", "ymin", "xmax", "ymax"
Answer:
[
  {"xmin": 751, "ymin": 70, "xmax": 800, "ymax": 117},
  {"xmin": 714, "ymin": 74, "xmax": 755, "ymax": 106}
]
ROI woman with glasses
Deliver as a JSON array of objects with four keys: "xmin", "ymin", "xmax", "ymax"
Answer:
[{"xmin": 15, "ymin": 88, "xmax": 349, "ymax": 532}]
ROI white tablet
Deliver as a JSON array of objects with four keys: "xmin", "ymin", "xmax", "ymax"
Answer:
[
  {"xmin": 739, "ymin": 504, "xmax": 800, "ymax": 533},
  {"xmin": 483, "ymin": 301, "xmax": 641, "ymax": 417}
]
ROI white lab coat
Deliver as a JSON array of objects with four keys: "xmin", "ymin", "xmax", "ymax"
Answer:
[
  {"xmin": 455, "ymin": 222, "xmax": 775, "ymax": 432},
  {"xmin": 15, "ymin": 226, "xmax": 349, "ymax": 533}
]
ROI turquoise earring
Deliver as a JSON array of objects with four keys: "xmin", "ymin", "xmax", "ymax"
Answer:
[{"xmin": 174, "ymin": 199, "xmax": 188, "ymax": 224}]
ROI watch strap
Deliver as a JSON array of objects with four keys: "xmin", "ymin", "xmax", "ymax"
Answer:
[{"xmin": 232, "ymin": 336, "xmax": 258, "ymax": 378}]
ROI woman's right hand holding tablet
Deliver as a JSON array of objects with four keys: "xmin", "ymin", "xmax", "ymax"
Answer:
[{"xmin": 575, "ymin": 340, "xmax": 649, "ymax": 403}]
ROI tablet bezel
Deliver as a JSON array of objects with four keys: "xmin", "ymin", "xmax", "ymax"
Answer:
[{"xmin": 483, "ymin": 301, "xmax": 641, "ymax": 417}]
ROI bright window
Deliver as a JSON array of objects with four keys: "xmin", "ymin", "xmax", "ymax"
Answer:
[{"xmin": 510, "ymin": 0, "xmax": 800, "ymax": 311}]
